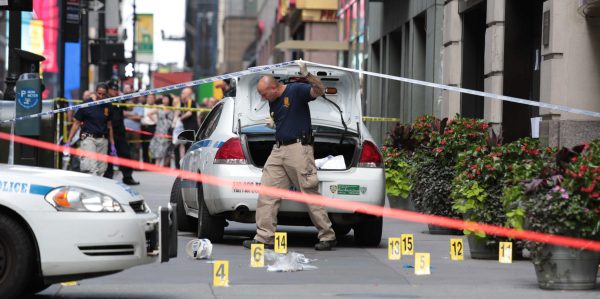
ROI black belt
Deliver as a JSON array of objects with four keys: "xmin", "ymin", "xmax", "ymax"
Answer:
[
  {"xmin": 275, "ymin": 137, "xmax": 313, "ymax": 147},
  {"xmin": 81, "ymin": 132, "xmax": 107, "ymax": 139}
]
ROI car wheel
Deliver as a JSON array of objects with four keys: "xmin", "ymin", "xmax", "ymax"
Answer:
[
  {"xmin": 197, "ymin": 185, "xmax": 224, "ymax": 242},
  {"xmin": 25, "ymin": 282, "xmax": 51, "ymax": 295},
  {"xmin": 353, "ymin": 215, "xmax": 382, "ymax": 247},
  {"xmin": 0, "ymin": 215, "xmax": 35, "ymax": 299},
  {"xmin": 170, "ymin": 178, "xmax": 197, "ymax": 232}
]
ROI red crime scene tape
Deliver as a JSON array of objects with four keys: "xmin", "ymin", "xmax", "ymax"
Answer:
[{"xmin": 2, "ymin": 131, "xmax": 599, "ymax": 251}]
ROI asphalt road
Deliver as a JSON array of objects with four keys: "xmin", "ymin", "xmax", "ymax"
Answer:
[{"xmin": 33, "ymin": 170, "xmax": 600, "ymax": 298}]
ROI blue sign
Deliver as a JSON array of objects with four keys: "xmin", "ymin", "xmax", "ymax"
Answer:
[{"xmin": 17, "ymin": 88, "xmax": 40, "ymax": 109}]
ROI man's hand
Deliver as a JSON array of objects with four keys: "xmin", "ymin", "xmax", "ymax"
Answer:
[
  {"xmin": 110, "ymin": 144, "xmax": 117, "ymax": 156},
  {"xmin": 265, "ymin": 112, "xmax": 275, "ymax": 129},
  {"xmin": 63, "ymin": 141, "xmax": 71, "ymax": 156},
  {"xmin": 297, "ymin": 59, "xmax": 309, "ymax": 77}
]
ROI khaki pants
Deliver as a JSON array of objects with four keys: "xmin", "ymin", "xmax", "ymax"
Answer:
[
  {"xmin": 255, "ymin": 142, "xmax": 335, "ymax": 244},
  {"xmin": 80, "ymin": 136, "xmax": 108, "ymax": 176}
]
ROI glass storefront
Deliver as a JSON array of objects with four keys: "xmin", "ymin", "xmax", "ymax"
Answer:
[{"xmin": 338, "ymin": 0, "xmax": 365, "ymax": 70}]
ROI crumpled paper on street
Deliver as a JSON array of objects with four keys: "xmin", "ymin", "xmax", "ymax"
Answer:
[
  {"xmin": 264, "ymin": 250, "xmax": 318, "ymax": 272},
  {"xmin": 185, "ymin": 239, "xmax": 213, "ymax": 260}
]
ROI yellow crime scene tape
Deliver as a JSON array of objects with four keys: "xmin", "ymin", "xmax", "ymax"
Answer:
[
  {"xmin": 54, "ymin": 98, "xmax": 212, "ymax": 112},
  {"xmin": 56, "ymin": 98, "xmax": 398, "ymax": 122}
]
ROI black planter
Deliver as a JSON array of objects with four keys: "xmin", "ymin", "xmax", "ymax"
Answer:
[
  {"xmin": 427, "ymin": 224, "xmax": 463, "ymax": 235},
  {"xmin": 388, "ymin": 195, "xmax": 416, "ymax": 211},
  {"xmin": 467, "ymin": 235, "xmax": 498, "ymax": 259},
  {"xmin": 533, "ymin": 245, "xmax": 600, "ymax": 290}
]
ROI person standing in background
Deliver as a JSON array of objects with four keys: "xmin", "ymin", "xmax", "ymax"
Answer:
[
  {"xmin": 103, "ymin": 80, "xmax": 140, "ymax": 185},
  {"xmin": 149, "ymin": 94, "xmax": 174, "ymax": 167},
  {"xmin": 141, "ymin": 94, "xmax": 158, "ymax": 164},
  {"xmin": 124, "ymin": 96, "xmax": 144, "ymax": 163}
]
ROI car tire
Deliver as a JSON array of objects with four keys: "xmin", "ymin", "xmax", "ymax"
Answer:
[
  {"xmin": 353, "ymin": 215, "xmax": 382, "ymax": 247},
  {"xmin": 170, "ymin": 178, "xmax": 197, "ymax": 232},
  {"xmin": 0, "ymin": 215, "xmax": 35, "ymax": 299},
  {"xmin": 197, "ymin": 184, "xmax": 225, "ymax": 242},
  {"xmin": 25, "ymin": 281, "xmax": 51, "ymax": 295}
]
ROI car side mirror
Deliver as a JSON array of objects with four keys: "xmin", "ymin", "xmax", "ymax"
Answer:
[{"xmin": 176, "ymin": 130, "xmax": 196, "ymax": 143}]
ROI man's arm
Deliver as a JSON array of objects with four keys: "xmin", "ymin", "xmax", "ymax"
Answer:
[
  {"xmin": 66, "ymin": 120, "xmax": 81, "ymax": 144},
  {"xmin": 297, "ymin": 59, "xmax": 324, "ymax": 98},
  {"xmin": 306, "ymin": 73, "xmax": 325, "ymax": 99}
]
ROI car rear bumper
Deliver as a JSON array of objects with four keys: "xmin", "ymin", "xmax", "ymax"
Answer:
[{"xmin": 206, "ymin": 165, "xmax": 385, "ymax": 214}]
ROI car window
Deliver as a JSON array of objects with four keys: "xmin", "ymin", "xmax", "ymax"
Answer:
[{"xmin": 197, "ymin": 103, "xmax": 224, "ymax": 140}]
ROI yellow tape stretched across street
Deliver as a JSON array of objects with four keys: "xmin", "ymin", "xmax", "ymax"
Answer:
[
  {"xmin": 54, "ymin": 98, "xmax": 211, "ymax": 113},
  {"xmin": 362, "ymin": 116, "xmax": 401, "ymax": 122},
  {"xmin": 55, "ymin": 98, "xmax": 399, "ymax": 122}
]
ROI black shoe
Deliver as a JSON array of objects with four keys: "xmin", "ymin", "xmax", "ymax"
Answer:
[
  {"xmin": 315, "ymin": 240, "xmax": 337, "ymax": 251},
  {"xmin": 122, "ymin": 178, "xmax": 140, "ymax": 185},
  {"xmin": 242, "ymin": 239, "xmax": 274, "ymax": 250}
]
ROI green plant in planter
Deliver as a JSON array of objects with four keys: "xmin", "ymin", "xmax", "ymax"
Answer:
[
  {"xmin": 411, "ymin": 115, "xmax": 489, "ymax": 220},
  {"xmin": 452, "ymin": 138, "xmax": 553, "ymax": 244},
  {"xmin": 382, "ymin": 145, "xmax": 412, "ymax": 198},
  {"xmin": 524, "ymin": 141, "xmax": 600, "ymax": 239}
]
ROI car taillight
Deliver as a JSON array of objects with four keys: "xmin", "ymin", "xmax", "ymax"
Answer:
[
  {"xmin": 214, "ymin": 138, "xmax": 247, "ymax": 164},
  {"xmin": 358, "ymin": 140, "xmax": 382, "ymax": 168}
]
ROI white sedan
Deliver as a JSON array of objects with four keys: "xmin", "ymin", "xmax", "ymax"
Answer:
[
  {"xmin": 0, "ymin": 164, "xmax": 176, "ymax": 298},
  {"xmin": 171, "ymin": 64, "xmax": 385, "ymax": 246}
]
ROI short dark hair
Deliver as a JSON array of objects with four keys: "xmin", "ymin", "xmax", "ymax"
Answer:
[
  {"xmin": 96, "ymin": 83, "xmax": 108, "ymax": 91},
  {"xmin": 163, "ymin": 93, "xmax": 173, "ymax": 106},
  {"xmin": 106, "ymin": 79, "xmax": 119, "ymax": 90}
]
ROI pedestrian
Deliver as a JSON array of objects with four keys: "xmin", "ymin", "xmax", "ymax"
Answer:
[
  {"xmin": 243, "ymin": 61, "xmax": 337, "ymax": 251},
  {"xmin": 103, "ymin": 80, "xmax": 140, "ymax": 185},
  {"xmin": 216, "ymin": 78, "xmax": 236, "ymax": 98},
  {"xmin": 65, "ymin": 83, "xmax": 115, "ymax": 176},
  {"xmin": 171, "ymin": 94, "xmax": 185, "ymax": 168},
  {"xmin": 124, "ymin": 96, "xmax": 144, "ymax": 162},
  {"xmin": 180, "ymin": 87, "xmax": 200, "ymax": 134},
  {"xmin": 141, "ymin": 93, "xmax": 158, "ymax": 164},
  {"xmin": 149, "ymin": 94, "xmax": 174, "ymax": 167}
]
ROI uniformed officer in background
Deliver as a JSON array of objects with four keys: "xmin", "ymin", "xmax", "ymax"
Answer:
[
  {"xmin": 65, "ymin": 83, "xmax": 115, "ymax": 176},
  {"xmin": 103, "ymin": 80, "xmax": 140, "ymax": 185}
]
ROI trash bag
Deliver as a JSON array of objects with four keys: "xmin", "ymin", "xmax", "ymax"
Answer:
[{"xmin": 264, "ymin": 250, "xmax": 318, "ymax": 272}]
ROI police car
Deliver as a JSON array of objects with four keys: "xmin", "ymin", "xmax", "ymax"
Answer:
[
  {"xmin": 0, "ymin": 164, "xmax": 176, "ymax": 298},
  {"xmin": 171, "ymin": 64, "xmax": 385, "ymax": 246}
]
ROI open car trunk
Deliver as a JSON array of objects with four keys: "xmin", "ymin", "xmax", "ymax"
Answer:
[{"xmin": 242, "ymin": 124, "xmax": 359, "ymax": 169}]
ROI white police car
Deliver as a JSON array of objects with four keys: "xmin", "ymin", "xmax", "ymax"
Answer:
[
  {"xmin": 171, "ymin": 64, "xmax": 385, "ymax": 246},
  {"xmin": 0, "ymin": 164, "xmax": 176, "ymax": 298}
]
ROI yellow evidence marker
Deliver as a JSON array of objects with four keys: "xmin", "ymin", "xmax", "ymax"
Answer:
[
  {"xmin": 251, "ymin": 243, "xmax": 265, "ymax": 267},
  {"xmin": 450, "ymin": 238, "xmax": 464, "ymax": 261},
  {"xmin": 213, "ymin": 260, "xmax": 229, "ymax": 287},
  {"xmin": 275, "ymin": 232, "xmax": 287, "ymax": 254},
  {"xmin": 415, "ymin": 252, "xmax": 431, "ymax": 275},
  {"xmin": 401, "ymin": 234, "xmax": 414, "ymax": 255},
  {"xmin": 388, "ymin": 237, "xmax": 402, "ymax": 260},
  {"xmin": 499, "ymin": 242, "xmax": 513, "ymax": 264}
]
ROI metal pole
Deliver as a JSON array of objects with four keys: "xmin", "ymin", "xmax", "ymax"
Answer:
[
  {"xmin": 4, "ymin": 11, "xmax": 22, "ymax": 101},
  {"xmin": 132, "ymin": 0, "xmax": 136, "ymax": 76},
  {"xmin": 80, "ymin": 0, "xmax": 89, "ymax": 93},
  {"xmin": 58, "ymin": 0, "xmax": 65, "ymax": 100},
  {"xmin": 98, "ymin": 0, "xmax": 107, "ymax": 82}
]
